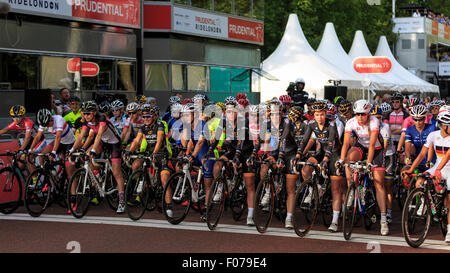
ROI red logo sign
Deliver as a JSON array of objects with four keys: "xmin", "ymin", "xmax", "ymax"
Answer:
[
  {"xmin": 228, "ymin": 17, "xmax": 264, "ymax": 44},
  {"xmin": 67, "ymin": 58, "xmax": 100, "ymax": 77},
  {"xmin": 72, "ymin": 0, "xmax": 140, "ymax": 28},
  {"xmin": 353, "ymin": 57, "xmax": 392, "ymax": 74}
]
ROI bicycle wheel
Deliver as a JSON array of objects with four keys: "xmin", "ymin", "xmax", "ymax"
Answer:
[
  {"xmin": 54, "ymin": 162, "xmax": 69, "ymax": 209},
  {"xmin": 363, "ymin": 188, "xmax": 379, "ymax": 230},
  {"xmin": 274, "ymin": 176, "xmax": 287, "ymax": 223},
  {"xmin": 125, "ymin": 170, "xmax": 150, "ymax": 221},
  {"xmin": 162, "ymin": 172, "xmax": 191, "ymax": 225},
  {"xmin": 401, "ymin": 188, "xmax": 431, "ymax": 248},
  {"xmin": 206, "ymin": 176, "xmax": 228, "ymax": 231},
  {"xmin": 229, "ymin": 176, "xmax": 247, "ymax": 222},
  {"xmin": 293, "ymin": 179, "xmax": 319, "ymax": 237},
  {"xmin": 105, "ymin": 171, "xmax": 119, "ymax": 211},
  {"xmin": 0, "ymin": 167, "xmax": 23, "ymax": 214},
  {"xmin": 67, "ymin": 168, "xmax": 92, "ymax": 219},
  {"xmin": 343, "ymin": 182, "xmax": 358, "ymax": 240},
  {"xmin": 253, "ymin": 178, "xmax": 274, "ymax": 233},
  {"xmin": 320, "ymin": 182, "xmax": 333, "ymax": 228},
  {"xmin": 24, "ymin": 169, "xmax": 52, "ymax": 217}
]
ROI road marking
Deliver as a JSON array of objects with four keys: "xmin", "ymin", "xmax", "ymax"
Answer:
[{"xmin": 1, "ymin": 213, "xmax": 450, "ymax": 251}]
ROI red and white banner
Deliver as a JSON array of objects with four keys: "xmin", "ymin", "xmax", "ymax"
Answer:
[
  {"xmin": 67, "ymin": 58, "xmax": 100, "ymax": 77},
  {"xmin": 353, "ymin": 57, "xmax": 392, "ymax": 74},
  {"xmin": 228, "ymin": 17, "xmax": 264, "ymax": 44}
]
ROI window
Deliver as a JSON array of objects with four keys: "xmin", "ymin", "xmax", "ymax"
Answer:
[
  {"xmin": 402, "ymin": 39, "xmax": 411, "ymax": 49},
  {"xmin": 418, "ymin": 39, "xmax": 425, "ymax": 49},
  {"xmin": 0, "ymin": 52, "xmax": 38, "ymax": 90},
  {"xmin": 145, "ymin": 63, "xmax": 169, "ymax": 91},
  {"xmin": 210, "ymin": 67, "xmax": 231, "ymax": 92},
  {"xmin": 41, "ymin": 56, "xmax": 78, "ymax": 90},
  {"xmin": 81, "ymin": 58, "xmax": 115, "ymax": 91},
  {"xmin": 172, "ymin": 64, "xmax": 186, "ymax": 91},
  {"xmin": 118, "ymin": 61, "xmax": 136, "ymax": 91},
  {"xmin": 187, "ymin": 65, "xmax": 208, "ymax": 92},
  {"xmin": 231, "ymin": 68, "xmax": 250, "ymax": 92}
]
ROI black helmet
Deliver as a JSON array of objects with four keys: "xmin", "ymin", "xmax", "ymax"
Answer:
[
  {"xmin": 98, "ymin": 101, "xmax": 111, "ymax": 114},
  {"xmin": 391, "ymin": 92, "xmax": 403, "ymax": 101},
  {"xmin": 81, "ymin": 101, "xmax": 98, "ymax": 112},
  {"xmin": 36, "ymin": 108, "xmax": 52, "ymax": 127}
]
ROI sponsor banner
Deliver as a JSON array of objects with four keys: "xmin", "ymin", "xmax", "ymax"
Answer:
[
  {"xmin": 1, "ymin": 0, "xmax": 140, "ymax": 28},
  {"xmin": 353, "ymin": 57, "xmax": 392, "ymax": 74},
  {"xmin": 228, "ymin": 17, "xmax": 263, "ymax": 44},
  {"xmin": 432, "ymin": 20, "xmax": 439, "ymax": 36},
  {"xmin": 392, "ymin": 17, "xmax": 424, "ymax": 33},
  {"xmin": 67, "ymin": 58, "xmax": 100, "ymax": 77},
  {"xmin": 445, "ymin": 25, "xmax": 450, "ymax": 40},
  {"xmin": 439, "ymin": 62, "xmax": 450, "ymax": 76},
  {"xmin": 143, "ymin": 4, "xmax": 171, "ymax": 30},
  {"xmin": 173, "ymin": 6, "xmax": 228, "ymax": 39},
  {"xmin": 438, "ymin": 23, "xmax": 445, "ymax": 39}
]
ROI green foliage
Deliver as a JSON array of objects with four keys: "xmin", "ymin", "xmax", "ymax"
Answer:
[{"xmin": 263, "ymin": 0, "xmax": 398, "ymax": 59}]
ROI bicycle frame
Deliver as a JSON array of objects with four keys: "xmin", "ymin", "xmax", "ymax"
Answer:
[
  {"xmin": 173, "ymin": 160, "xmax": 203, "ymax": 203},
  {"xmin": 79, "ymin": 158, "xmax": 115, "ymax": 198}
]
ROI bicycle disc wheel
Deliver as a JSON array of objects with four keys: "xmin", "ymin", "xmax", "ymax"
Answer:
[
  {"xmin": 229, "ymin": 177, "xmax": 247, "ymax": 222},
  {"xmin": 24, "ymin": 169, "xmax": 52, "ymax": 217},
  {"xmin": 162, "ymin": 172, "xmax": 191, "ymax": 225},
  {"xmin": 125, "ymin": 170, "xmax": 150, "ymax": 221},
  {"xmin": 0, "ymin": 167, "xmax": 23, "ymax": 214},
  {"xmin": 363, "ymin": 188, "xmax": 379, "ymax": 230},
  {"xmin": 105, "ymin": 171, "xmax": 119, "ymax": 211},
  {"xmin": 320, "ymin": 182, "xmax": 333, "ymax": 228},
  {"xmin": 206, "ymin": 176, "xmax": 228, "ymax": 231},
  {"xmin": 293, "ymin": 179, "xmax": 319, "ymax": 237},
  {"xmin": 253, "ymin": 178, "xmax": 274, "ymax": 233},
  {"xmin": 401, "ymin": 188, "xmax": 431, "ymax": 248},
  {"xmin": 440, "ymin": 206, "xmax": 448, "ymax": 237},
  {"xmin": 67, "ymin": 168, "xmax": 92, "ymax": 219},
  {"xmin": 343, "ymin": 182, "xmax": 357, "ymax": 240}
]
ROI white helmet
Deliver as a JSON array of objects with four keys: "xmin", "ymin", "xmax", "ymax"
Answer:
[
  {"xmin": 171, "ymin": 103, "xmax": 183, "ymax": 113},
  {"xmin": 181, "ymin": 103, "xmax": 195, "ymax": 113},
  {"xmin": 126, "ymin": 102, "xmax": 140, "ymax": 112},
  {"xmin": 410, "ymin": 104, "xmax": 428, "ymax": 118},
  {"xmin": 353, "ymin": 100, "xmax": 372, "ymax": 114},
  {"xmin": 380, "ymin": 102, "xmax": 391, "ymax": 113},
  {"xmin": 437, "ymin": 106, "xmax": 450, "ymax": 125},
  {"xmin": 111, "ymin": 100, "xmax": 124, "ymax": 109}
]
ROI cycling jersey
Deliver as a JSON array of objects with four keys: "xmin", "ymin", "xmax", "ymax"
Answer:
[
  {"xmin": 405, "ymin": 123, "xmax": 437, "ymax": 166},
  {"xmin": 124, "ymin": 116, "xmax": 144, "ymax": 140},
  {"xmin": 388, "ymin": 109, "xmax": 409, "ymax": 142},
  {"xmin": 82, "ymin": 114, "xmax": 121, "ymax": 144},
  {"xmin": 280, "ymin": 118, "xmax": 308, "ymax": 157},
  {"xmin": 379, "ymin": 122, "xmax": 395, "ymax": 156},
  {"xmin": 299, "ymin": 119, "xmax": 340, "ymax": 158},
  {"xmin": 423, "ymin": 131, "xmax": 450, "ymax": 184},
  {"xmin": 63, "ymin": 109, "xmax": 81, "ymax": 131},
  {"xmin": 138, "ymin": 120, "xmax": 166, "ymax": 155},
  {"xmin": 39, "ymin": 115, "xmax": 75, "ymax": 145},
  {"xmin": 110, "ymin": 114, "xmax": 127, "ymax": 136},
  {"xmin": 401, "ymin": 114, "xmax": 434, "ymax": 133},
  {"xmin": 6, "ymin": 118, "xmax": 38, "ymax": 137},
  {"xmin": 345, "ymin": 116, "xmax": 383, "ymax": 149}
]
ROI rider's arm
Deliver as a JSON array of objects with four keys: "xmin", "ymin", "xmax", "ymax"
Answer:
[
  {"xmin": 20, "ymin": 130, "xmax": 32, "ymax": 151},
  {"xmin": 153, "ymin": 131, "xmax": 165, "ymax": 154},
  {"xmin": 70, "ymin": 126, "xmax": 88, "ymax": 151},
  {"xmin": 297, "ymin": 123, "xmax": 312, "ymax": 155},
  {"xmin": 52, "ymin": 130, "xmax": 62, "ymax": 154},
  {"xmin": 128, "ymin": 132, "xmax": 142, "ymax": 152},
  {"xmin": 340, "ymin": 132, "xmax": 352, "ymax": 161},
  {"xmin": 29, "ymin": 130, "xmax": 43, "ymax": 152},
  {"xmin": 436, "ymin": 149, "xmax": 450, "ymax": 172},
  {"xmin": 90, "ymin": 123, "xmax": 107, "ymax": 154},
  {"xmin": 396, "ymin": 132, "xmax": 406, "ymax": 152},
  {"xmin": 0, "ymin": 127, "xmax": 8, "ymax": 136},
  {"xmin": 409, "ymin": 145, "xmax": 429, "ymax": 171}
]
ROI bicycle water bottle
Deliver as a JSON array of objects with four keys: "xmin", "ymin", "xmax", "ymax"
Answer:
[
  {"xmin": 359, "ymin": 185, "xmax": 366, "ymax": 206},
  {"xmin": 413, "ymin": 168, "xmax": 419, "ymax": 174},
  {"xmin": 93, "ymin": 169, "xmax": 101, "ymax": 182}
]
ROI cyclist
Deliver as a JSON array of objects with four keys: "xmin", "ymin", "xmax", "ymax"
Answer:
[
  {"xmin": 387, "ymin": 92, "xmax": 409, "ymax": 152},
  {"xmin": 147, "ymin": 97, "xmax": 157, "ymax": 106},
  {"xmin": 162, "ymin": 96, "xmax": 181, "ymax": 123},
  {"xmin": 405, "ymin": 106, "xmax": 450, "ymax": 244},
  {"xmin": 63, "ymin": 96, "xmax": 82, "ymax": 132},
  {"xmin": 98, "ymin": 101, "xmax": 111, "ymax": 118},
  {"xmin": 380, "ymin": 102, "xmax": 392, "ymax": 122},
  {"xmin": 110, "ymin": 100, "xmax": 127, "ymax": 136},
  {"xmin": 337, "ymin": 99, "xmax": 389, "ymax": 236},
  {"xmin": 68, "ymin": 101, "xmax": 126, "ymax": 214},
  {"xmin": 167, "ymin": 103, "xmax": 183, "ymax": 145},
  {"xmin": 333, "ymin": 96, "xmax": 344, "ymax": 108},
  {"xmin": 296, "ymin": 101, "xmax": 344, "ymax": 232},
  {"xmin": 404, "ymin": 104, "xmax": 437, "ymax": 170},
  {"xmin": 337, "ymin": 100, "xmax": 353, "ymax": 124},
  {"xmin": 429, "ymin": 100, "xmax": 445, "ymax": 121},
  {"xmin": 304, "ymin": 98, "xmax": 316, "ymax": 121},
  {"xmin": 135, "ymin": 95, "xmax": 147, "ymax": 106},
  {"xmin": 121, "ymin": 102, "xmax": 143, "ymax": 145},
  {"xmin": 279, "ymin": 95, "xmax": 292, "ymax": 117},
  {"xmin": 371, "ymin": 105, "xmax": 395, "ymax": 224},
  {"xmin": 31, "ymin": 109, "xmax": 76, "ymax": 180}
]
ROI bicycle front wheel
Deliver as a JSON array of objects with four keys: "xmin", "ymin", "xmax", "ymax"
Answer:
[
  {"xmin": 67, "ymin": 169, "xmax": 92, "ymax": 219},
  {"xmin": 342, "ymin": 182, "xmax": 357, "ymax": 241},
  {"xmin": 253, "ymin": 178, "xmax": 274, "ymax": 233},
  {"xmin": 229, "ymin": 177, "xmax": 247, "ymax": 222},
  {"xmin": 206, "ymin": 176, "xmax": 228, "ymax": 231},
  {"xmin": 0, "ymin": 167, "xmax": 23, "ymax": 214},
  {"xmin": 401, "ymin": 188, "xmax": 431, "ymax": 248},
  {"xmin": 162, "ymin": 172, "xmax": 191, "ymax": 225},
  {"xmin": 125, "ymin": 170, "xmax": 150, "ymax": 221},
  {"xmin": 24, "ymin": 169, "xmax": 52, "ymax": 217},
  {"xmin": 293, "ymin": 179, "xmax": 319, "ymax": 237}
]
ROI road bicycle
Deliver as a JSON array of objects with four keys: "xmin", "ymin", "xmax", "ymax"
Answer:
[
  {"xmin": 162, "ymin": 157, "xmax": 205, "ymax": 225},
  {"xmin": 340, "ymin": 161, "xmax": 379, "ymax": 240},
  {"xmin": 0, "ymin": 150, "xmax": 27, "ymax": 214},
  {"xmin": 401, "ymin": 172, "xmax": 448, "ymax": 248},
  {"xmin": 66, "ymin": 152, "xmax": 121, "ymax": 218},
  {"xmin": 24, "ymin": 153, "xmax": 69, "ymax": 217}
]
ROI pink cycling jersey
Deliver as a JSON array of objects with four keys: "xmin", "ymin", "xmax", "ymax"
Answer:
[{"xmin": 401, "ymin": 114, "xmax": 433, "ymax": 132}]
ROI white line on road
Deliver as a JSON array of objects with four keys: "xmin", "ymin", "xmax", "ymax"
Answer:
[{"xmin": 1, "ymin": 213, "xmax": 450, "ymax": 251}]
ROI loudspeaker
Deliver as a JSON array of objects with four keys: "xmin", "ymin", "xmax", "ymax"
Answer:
[
  {"xmin": 324, "ymin": 86, "xmax": 347, "ymax": 101},
  {"xmin": 25, "ymin": 89, "xmax": 51, "ymax": 113},
  {"xmin": 438, "ymin": 80, "xmax": 449, "ymax": 99}
]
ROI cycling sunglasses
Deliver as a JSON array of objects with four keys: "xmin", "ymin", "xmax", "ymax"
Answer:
[
  {"xmin": 142, "ymin": 115, "xmax": 155, "ymax": 119},
  {"xmin": 128, "ymin": 111, "xmax": 138, "ymax": 115},
  {"xmin": 82, "ymin": 112, "xmax": 93, "ymax": 116},
  {"xmin": 355, "ymin": 113, "xmax": 368, "ymax": 116},
  {"xmin": 112, "ymin": 108, "xmax": 121, "ymax": 112},
  {"xmin": 413, "ymin": 117, "xmax": 425, "ymax": 122}
]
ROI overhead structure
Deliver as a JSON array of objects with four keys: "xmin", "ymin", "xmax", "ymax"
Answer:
[{"xmin": 259, "ymin": 14, "xmax": 363, "ymax": 101}]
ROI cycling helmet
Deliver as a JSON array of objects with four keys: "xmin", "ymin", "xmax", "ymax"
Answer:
[
  {"xmin": 81, "ymin": 101, "xmax": 98, "ymax": 112},
  {"xmin": 193, "ymin": 94, "xmax": 207, "ymax": 102},
  {"xmin": 36, "ymin": 108, "xmax": 52, "ymax": 127},
  {"xmin": 134, "ymin": 95, "xmax": 147, "ymax": 104},
  {"xmin": 407, "ymin": 97, "xmax": 420, "ymax": 108},
  {"xmin": 216, "ymin": 102, "xmax": 226, "ymax": 111},
  {"xmin": 268, "ymin": 97, "xmax": 282, "ymax": 107},
  {"xmin": 295, "ymin": 77, "xmax": 305, "ymax": 85},
  {"xmin": 146, "ymin": 97, "xmax": 156, "ymax": 104},
  {"xmin": 182, "ymin": 98, "xmax": 193, "ymax": 105},
  {"xmin": 279, "ymin": 94, "xmax": 292, "ymax": 105},
  {"xmin": 69, "ymin": 96, "xmax": 81, "ymax": 104},
  {"xmin": 338, "ymin": 100, "xmax": 352, "ymax": 115},
  {"xmin": 436, "ymin": 106, "xmax": 450, "ymax": 125},
  {"xmin": 306, "ymin": 97, "xmax": 316, "ymax": 106},
  {"xmin": 327, "ymin": 103, "xmax": 337, "ymax": 116},
  {"xmin": 224, "ymin": 96, "xmax": 237, "ymax": 106},
  {"xmin": 111, "ymin": 100, "xmax": 124, "ymax": 109},
  {"xmin": 10, "ymin": 105, "xmax": 26, "ymax": 117},
  {"xmin": 288, "ymin": 106, "xmax": 303, "ymax": 122},
  {"xmin": 429, "ymin": 100, "xmax": 445, "ymax": 108},
  {"xmin": 249, "ymin": 105, "xmax": 259, "ymax": 113},
  {"xmin": 391, "ymin": 92, "xmax": 403, "ymax": 101},
  {"xmin": 410, "ymin": 104, "xmax": 428, "ymax": 118},
  {"xmin": 333, "ymin": 96, "xmax": 344, "ymax": 106},
  {"xmin": 181, "ymin": 103, "xmax": 195, "ymax": 113},
  {"xmin": 169, "ymin": 96, "xmax": 181, "ymax": 104},
  {"xmin": 380, "ymin": 102, "xmax": 391, "ymax": 113},
  {"xmin": 150, "ymin": 105, "xmax": 160, "ymax": 116},
  {"xmin": 98, "ymin": 101, "xmax": 111, "ymax": 114},
  {"xmin": 353, "ymin": 100, "xmax": 372, "ymax": 114},
  {"xmin": 126, "ymin": 102, "xmax": 140, "ymax": 112},
  {"xmin": 171, "ymin": 103, "xmax": 183, "ymax": 114},
  {"xmin": 311, "ymin": 101, "xmax": 327, "ymax": 113},
  {"xmin": 235, "ymin": 92, "xmax": 247, "ymax": 101},
  {"xmin": 238, "ymin": 98, "xmax": 249, "ymax": 108},
  {"xmin": 140, "ymin": 103, "xmax": 152, "ymax": 113},
  {"xmin": 370, "ymin": 105, "xmax": 382, "ymax": 116}
]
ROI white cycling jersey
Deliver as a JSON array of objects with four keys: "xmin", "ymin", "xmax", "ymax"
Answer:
[
  {"xmin": 424, "ymin": 131, "xmax": 450, "ymax": 184},
  {"xmin": 380, "ymin": 122, "xmax": 395, "ymax": 156},
  {"xmin": 38, "ymin": 115, "xmax": 75, "ymax": 145},
  {"xmin": 344, "ymin": 116, "xmax": 382, "ymax": 149}
]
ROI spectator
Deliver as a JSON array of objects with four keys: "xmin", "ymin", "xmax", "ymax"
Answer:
[
  {"xmin": 59, "ymin": 88, "xmax": 71, "ymax": 105},
  {"xmin": 413, "ymin": 9, "xmax": 421, "ymax": 17},
  {"xmin": 446, "ymin": 17, "xmax": 450, "ymax": 26},
  {"xmin": 424, "ymin": 97, "xmax": 431, "ymax": 107},
  {"xmin": 432, "ymin": 96, "xmax": 439, "ymax": 101},
  {"xmin": 373, "ymin": 95, "xmax": 382, "ymax": 105},
  {"xmin": 438, "ymin": 13, "xmax": 445, "ymax": 23},
  {"xmin": 423, "ymin": 8, "xmax": 428, "ymax": 17},
  {"xmin": 382, "ymin": 93, "xmax": 391, "ymax": 104}
]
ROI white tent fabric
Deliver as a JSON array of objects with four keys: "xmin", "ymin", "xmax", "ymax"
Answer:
[
  {"xmin": 374, "ymin": 36, "xmax": 439, "ymax": 94},
  {"xmin": 259, "ymin": 14, "xmax": 363, "ymax": 101}
]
